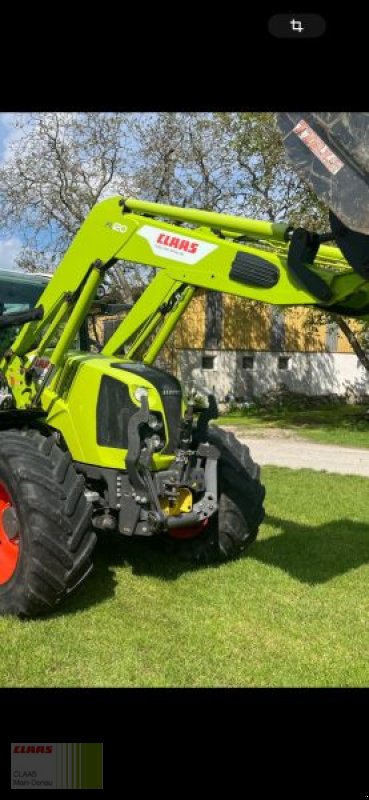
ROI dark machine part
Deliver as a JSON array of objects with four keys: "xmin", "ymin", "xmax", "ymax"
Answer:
[
  {"xmin": 125, "ymin": 393, "xmax": 151, "ymax": 494},
  {"xmin": 329, "ymin": 211, "xmax": 369, "ymax": 280},
  {"xmin": 0, "ymin": 408, "xmax": 48, "ymax": 428},
  {"xmin": 74, "ymin": 461, "xmax": 142, "ymax": 535},
  {"xmin": 123, "ymin": 403, "xmax": 219, "ymax": 535},
  {"xmin": 230, "ymin": 251, "xmax": 280, "ymax": 288},
  {"xmin": 0, "ymin": 306, "xmax": 44, "ymax": 329},
  {"xmin": 277, "ymin": 112, "xmax": 369, "ymax": 237},
  {"xmin": 287, "ymin": 228, "xmax": 333, "ymax": 301},
  {"xmin": 178, "ymin": 403, "xmax": 195, "ymax": 449},
  {"xmin": 195, "ymin": 394, "xmax": 219, "ymax": 444},
  {"xmin": 154, "ymin": 465, "xmax": 206, "ymax": 497}
]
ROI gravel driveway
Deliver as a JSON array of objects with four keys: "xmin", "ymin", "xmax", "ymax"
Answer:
[{"xmin": 222, "ymin": 426, "xmax": 369, "ymax": 477}]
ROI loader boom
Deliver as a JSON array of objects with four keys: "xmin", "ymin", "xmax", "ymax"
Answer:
[{"xmin": 1, "ymin": 194, "xmax": 368, "ymax": 411}]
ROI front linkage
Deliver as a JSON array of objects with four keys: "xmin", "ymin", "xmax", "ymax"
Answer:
[{"xmin": 85, "ymin": 390, "xmax": 220, "ymax": 539}]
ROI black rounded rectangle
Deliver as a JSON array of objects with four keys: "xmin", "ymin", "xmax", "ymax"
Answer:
[
  {"xmin": 230, "ymin": 252, "xmax": 280, "ymax": 288},
  {"xmin": 268, "ymin": 14, "xmax": 326, "ymax": 39}
]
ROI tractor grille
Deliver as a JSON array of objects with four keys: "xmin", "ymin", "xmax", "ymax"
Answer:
[
  {"xmin": 58, "ymin": 360, "xmax": 81, "ymax": 400},
  {"xmin": 97, "ymin": 363, "xmax": 182, "ymax": 454},
  {"xmin": 97, "ymin": 377, "xmax": 137, "ymax": 449}
]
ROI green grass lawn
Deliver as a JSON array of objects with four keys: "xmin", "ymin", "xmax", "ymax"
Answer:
[
  {"xmin": 2, "ymin": 466, "xmax": 369, "ymax": 687},
  {"xmin": 217, "ymin": 403, "xmax": 369, "ymax": 448}
]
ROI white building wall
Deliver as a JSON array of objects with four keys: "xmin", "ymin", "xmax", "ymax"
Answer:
[{"xmin": 178, "ymin": 350, "xmax": 369, "ymax": 400}]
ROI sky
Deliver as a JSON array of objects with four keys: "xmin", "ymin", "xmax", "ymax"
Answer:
[
  {"xmin": 0, "ymin": 113, "xmax": 140, "ymax": 272},
  {"xmin": 0, "ymin": 113, "xmax": 13, "ymax": 159},
  {"xmin": 0, "ymin": 114, "xmax": 22, "ymax": 269}
]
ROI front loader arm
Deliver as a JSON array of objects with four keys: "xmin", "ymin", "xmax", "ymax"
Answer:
[
  {"xmin": 1, "ymin": 195, "xmax": 366, "ymax": 407},
  {"xmin": 101, "ymin": 198, "xmax": 367, "ymax": 362},
  {"xmin": 113, "ymin": 202, "xmax": 356, "ymax": 308},
  {"xmin": 5, "ymin": 198, "xmax": 141, "ymax": 359}
]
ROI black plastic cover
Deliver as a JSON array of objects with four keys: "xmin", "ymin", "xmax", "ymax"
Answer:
[
  {"xmin": 97, "ymin": 376, "xmax": 138, "ymax": 449},
  {"xmin": 230, "ymin": 252, "xmax": 279, "ymax": 288}
]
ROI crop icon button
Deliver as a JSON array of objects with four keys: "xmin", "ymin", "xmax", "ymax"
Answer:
[{"xmin": 268, "ymin": 14, "xmax": 327, "ymax": 38}]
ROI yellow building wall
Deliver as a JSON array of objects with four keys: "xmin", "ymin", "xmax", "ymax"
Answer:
[
  {"xmin": 175, "ymin": 291, "xmax": 206, "ymax": 349},
  {"xmin": 93, "ymin": 295, "xmax": 363, "ymax": 356},
  {"xmin": 175, "ymin": 294, "xmax": 362, "ymax": 354},
  {"xmin": 222, "ymin": 297, "xmax": 271, "ymax": 350},
  {"xmin": 284, "ymin": 308, "xmax": 327, "ymax": 352},
  {"xmin": 337, "ymin": 319, "xmax": 362, "ymax": 353}
]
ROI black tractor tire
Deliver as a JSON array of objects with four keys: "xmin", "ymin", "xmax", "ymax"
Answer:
[
  {"xmin": 0, "ymin": 428, "xmax": 95, "ymax": 618},
  {"xmin": 165, "ymin": 426, "xmax": 265, "ymax": 563}
]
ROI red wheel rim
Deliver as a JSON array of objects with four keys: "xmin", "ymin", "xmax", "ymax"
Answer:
[{"xmin": 0, "ymin": 482, "xmax": 20, "ymax": 584}]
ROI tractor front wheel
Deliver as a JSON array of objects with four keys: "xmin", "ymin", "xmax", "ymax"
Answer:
[
  {"xmin": 167, "ymin": 426, "xmax": 265, "ymax": 563},
  {"xmin": 0, "ymin": 429, "xmax": 96, "ymax": 618}
]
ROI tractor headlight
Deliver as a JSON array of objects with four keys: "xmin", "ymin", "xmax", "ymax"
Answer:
[{"xmin": 134, "ymin": 387, "xmax": 148, "ymax": 403}]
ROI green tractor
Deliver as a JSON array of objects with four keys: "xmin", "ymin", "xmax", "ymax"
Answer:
[{"xmin": 0, "ymin": 111, "xmax": 368, "ymax": 617}]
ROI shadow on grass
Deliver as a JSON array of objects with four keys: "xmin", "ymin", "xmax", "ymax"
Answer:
[
  {"xmin": 250, "ymin": 514, "xmax": 369, "ymax": 584},
  {"xmin": 58, "ymin": 510, "xmax": 369, "ymax": 616},
  {"xmin": 59, "ymin": 532, "xmax": 204, "ymax": 616},
  {"xmin": 53, "ymin": 541, "xmax": 118, "ymax": 617}
]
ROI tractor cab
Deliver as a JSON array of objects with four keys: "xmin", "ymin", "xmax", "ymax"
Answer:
[
  {"xmin": 0, "ymin": 269, "xmax": 49, "ymax": 357},
  {"xmin": 0, "ymin": 268, "xmax": 129, "ymax": 357}
]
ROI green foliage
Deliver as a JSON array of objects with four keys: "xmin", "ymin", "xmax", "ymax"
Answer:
[
  {"xmin": 217, "ymin": 402, "xmax": 369, "ymax": 449},
  {"xmin": 216, "ymin": 112, "xmax": 328, "ymax": 226}
]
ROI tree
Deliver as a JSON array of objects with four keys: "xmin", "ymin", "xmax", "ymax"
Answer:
[
  {"xmin": 0, "ymin": 112, "xmax": 137, "ymax": 269},
  {"xmin": 0, "ymin": 111, "xmax": 367, "ymax": 371},
  {"xmin": 214, "ymin": 113, "xmax": 369, "ymax": 374},
  {"xmin": 0, "ymin": 111, "xmax": 327, "ymax": 262},
  {"xmin": 303, "ymin": 307, "xmax": 369, "ymax": 376},
  {"xmin": 0, "ymin": 111, "xmax": 314, "ymax": 305},
  {"xmin": 214, "ymin": 112, "xmax": 328, "ymax": 224},
  {"xmin": 131, "ymin": 112, "xmax": 325, "ymax": 220}
]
